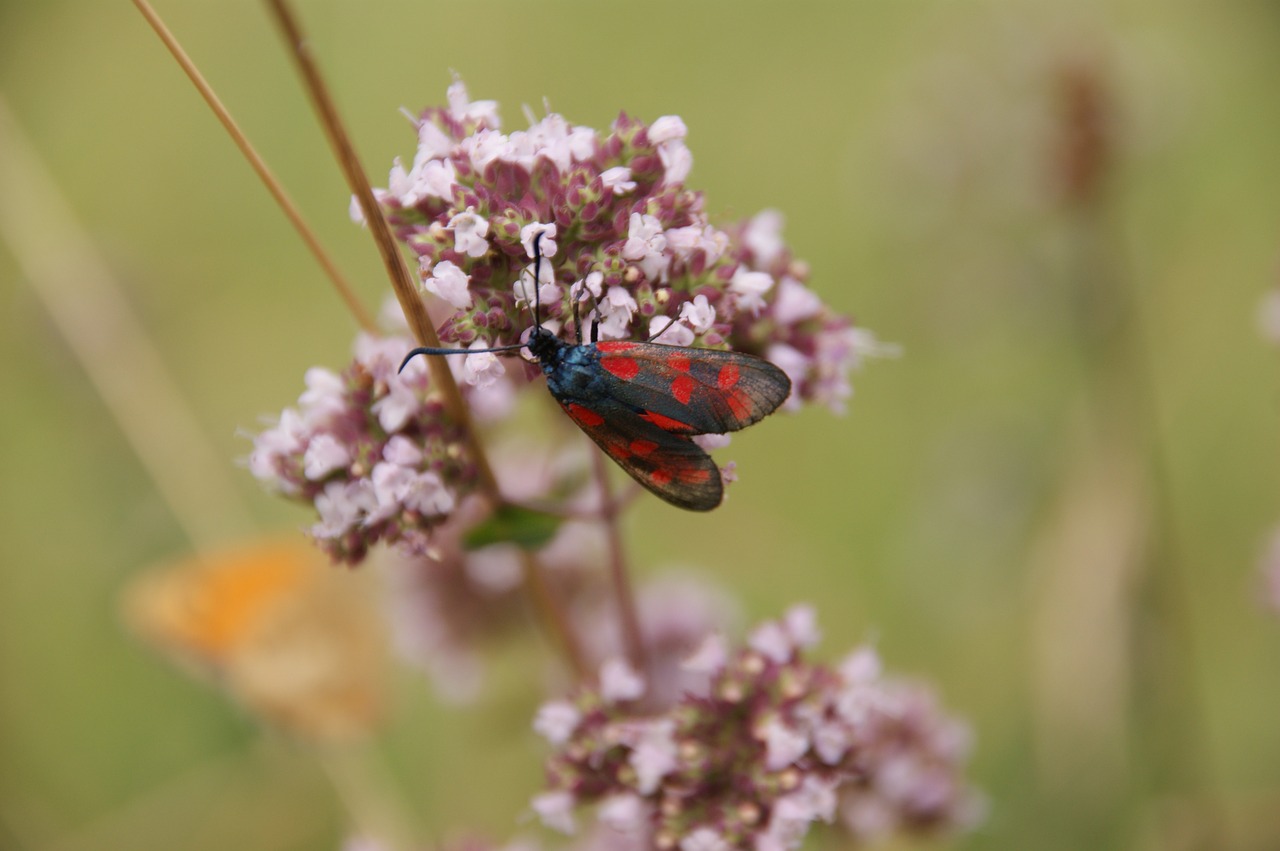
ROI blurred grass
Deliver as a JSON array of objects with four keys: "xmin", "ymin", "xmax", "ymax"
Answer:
[{"xmin": 3, "ymin": 1, "xmax": 1280, "ymax": 849}]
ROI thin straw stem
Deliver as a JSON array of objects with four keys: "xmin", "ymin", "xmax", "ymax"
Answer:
[
  {"xmin": 260, "ymin": 0, "xmax": 501, "ymax": 502},
  {"xmin": 591, "ymin": 451, "xmax": 648, "ymax": 673},
  {"xmin": 130, "ymin": 0, "xmax": 377, "ymax": 335},
  {"xmin": 258, "ymin": 0, "xmax": 585, "ymax": 680}
]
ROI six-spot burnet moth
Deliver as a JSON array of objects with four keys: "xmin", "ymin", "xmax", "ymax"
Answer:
[{"xmin": 401, "ymin": 234, "xmax": 792, "ymax": 511}]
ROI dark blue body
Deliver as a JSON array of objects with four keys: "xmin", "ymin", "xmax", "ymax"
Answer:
[{"xmin": 527, "ymin": 329, "xmax": 609, "ymax": 407}]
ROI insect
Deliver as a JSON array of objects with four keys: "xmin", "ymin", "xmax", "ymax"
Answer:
[{"xmin": 401, "ymin": 235, "xmax": 792, "ymax": 511}]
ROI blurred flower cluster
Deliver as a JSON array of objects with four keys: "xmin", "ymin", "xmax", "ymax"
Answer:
[
  {"xmin": 532, "ymin": 607, "xmax": 981, "ymax": 850},
  {"xmin": 248, "ymin": 333, "xmax": 478, "ymax": 564}
]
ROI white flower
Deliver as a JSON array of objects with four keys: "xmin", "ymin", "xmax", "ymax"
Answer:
[
  {"xmin": 531, "ymin": 790, "xmax": 576, "ymax": 835},
  {"xmin": 647, "ymin": 315, "xmax": 694, "ymax": 347},
  {"xmin": 666, "ymin": 225, "xmax": 728, "ymax": 266},
  {"xmin": 298, "ymin": 367, "xmax": 346, "ymax": 425},
  {"xmin": 388, "ymin": 156, "xmax": 455, "ymax": 206},
  {"xmin": 812, "ymin": 721, "xmax": 851, "ymax": 764},
  {"xmin": 600, "ymin": 166, "xmax": 636, "ymax": 195},
  {"xmin": 414, "ymin": 158, "xmax": 457, "ymax": 200},
  {"xmin": 415, "ymin": 118, "xmax": 455, "ymax": 161},
  {"xmin": 353, "ymin": 333, "xmax": 412, "ymax": 383},
  {"xmin": 448, "ymin": 208, "xmax": 490, "ymax": 258},
  {"xmin": 658, "ymin": 139, "xmax": 693, "ymax": 184},
  {"xmin": 839, "ymin": 646, "xmax": 882, "ymax": 685},
  {"xmin": 628, "ymin": 719, "xmax": 678, "ymax": 794},
  {"xmin": 303, "ymin": 433, "xmax": 351, "ymax": 480},
  {"xmin": 729, "ymin": 267, "xmax": 774, "ymax": 315},
  {"xmin": 596, "ymin": 286, "xmax": 639, "ymax": 339},
  {"xmin": 368, "ymin": 462, "xmax": 414, "ymax": 523},
  {"xmin": 773, "ymin": 277, "xmax": 823, "ymax": 325},
  {"xmin": 680, "ymin": 827, "xmax": 730, "ymax": 851},
  {"xmin": 381, "ymin": 435, "xmax": 422, "ymax": 467},
  {"xmin": 312, "ymin": 480, "xmax": 376, "ymax": 539},
  {"xmin": 463, "ymin": 340, "xmax": 505, "ymax": 389},
  {"xmin": 758, "ymin": 717, "xmax": 810, "ymax": 771},
  {"xmin": 682, "ymin": 633, "xmax": 728, "ymax": 674},
  {"xmin": 622, "ymin": 212, "xmax": 668, "ymax": 282},
  {"xmin": 532, "ymin": 700, "xmax": 582, "ymax": 745},
  {"xmin": 249, "ymin": 409, "xmax": 306, "ymax": 487},
  {"xmin": 460, "ymin": 128, "xmax": 510, "ymax": 170},
  {"xmin": 514, "ymin": 259, "xmax": 561, "ymax": 309},
  {"xmin": 404, "ymin": 470, "xmax": 453, "ymax": 517},
  {"xmin": 597, "ymin": 794, "xmax": 647, "ymax": 834},
  {"xmin": 446, "ymin": 78, "xmax": 500, "ymax": 127},
  {"xmin": 748, "ymin": 619, "xmax": 793, "ymax": 663},
  {"xmin": 679, "ymin": 294, "xmax": 717, "ymax": 333},
  {"xmin": 422, "ymin": 259, "xmax": 472, "ymax": 310},
  {"xmin": 370, "ymin": 465, "xmax": 453, "ymax": 522},
  {"xmin": 371, "ymin": 379, "xmax": 420, "ymax": 433},
  {"xmin": 600, "ymin": 658, "xmax": 646, "ymax": 703},
  {"xmin": 692, "ymin": 433, "xmax": 730, "ymax": 451},
  {"xmin": 784, "ymin": 605, "xmax": 821, "ymax": 649},
  {"xmin": 743, "ymin": 209, "xmax": 786, "ymax": 266},
  {"xmin": 568, "ymin": 125, "xmax": 597, "ymax": 161},
  {"xmin": 571, "ymin": 271, "xmax": 604, "ymax": 302},
  {"xmin": 648, "ymin": 115, "xmax": 687, "ymax": 145},
  {"xmin": 521, "ymin": 221, "xmax": 558, "ymax": 258}
]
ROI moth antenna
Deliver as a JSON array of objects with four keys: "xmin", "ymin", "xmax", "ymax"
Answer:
[
  {"xmin": 130, "ymin": 0, "xmax": 376, "ymax": 333},
  {"xmin": 532, "ymin": 232, "xmax": 545, "ymax": 330},
  {"xmin": 571, "ymin": 281, "xmax": 583, "ymax": 344}
]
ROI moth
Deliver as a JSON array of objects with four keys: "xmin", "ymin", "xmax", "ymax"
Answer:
[{"xmin": 401, "ymin": 236, "xmax": 791, "ymax": 511}]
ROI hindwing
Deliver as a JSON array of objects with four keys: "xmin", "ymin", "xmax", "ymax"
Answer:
[{"xmin": 560, "ymin": 398, "xmax": 722, "ymax": 511}]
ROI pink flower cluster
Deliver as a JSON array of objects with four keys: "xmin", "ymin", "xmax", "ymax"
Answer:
[
  {"xmin": 248, "ymin": 333, "xmax": 477, "ymax": 563},
  {"xmin": 531, "ymin": 607, "xmax": 981, "ymax": 850},
  {"xmin": 359, "ymin": 79, "xmax": 882, "ymax": 413}
]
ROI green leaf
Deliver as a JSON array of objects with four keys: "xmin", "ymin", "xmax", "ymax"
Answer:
[{"xmin": 463, "ymin": 504, "xmax": 563, "ymax": 552}]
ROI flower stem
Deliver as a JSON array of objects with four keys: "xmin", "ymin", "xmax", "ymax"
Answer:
[
  {"xmin": 261, "ymin": 0, "xmax": 501, "ymax": 503},
  {"xmin": 591, "ymin": 450, "xmax": 648, "ymax": 674},
  {"xmin": 519, "ymin": 550, "xmax": 590, "ymax": 680},
  {"xmin": 260, "ymin": 0, "xmax": 587, "ymax": 682},
  {"xmin": 130, "ymin": 0, "xmax": 377, "ymax": 335}
]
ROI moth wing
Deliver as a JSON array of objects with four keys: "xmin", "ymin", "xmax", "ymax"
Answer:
[
  {"xmin": 559, "ymin": 398, "xmax": 723, "ymax": 511},
  {"xmin": 593, "ymin": 342, "xmax": 791, "ymax": 435}
]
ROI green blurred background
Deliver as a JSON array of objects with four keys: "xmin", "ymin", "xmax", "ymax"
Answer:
[{"xmin": 3, "ymin": 1, "xmax": 1280, "ymax": 849}]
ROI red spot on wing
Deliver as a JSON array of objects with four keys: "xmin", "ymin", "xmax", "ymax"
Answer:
[
  {"xmin": 727, "ymin": 390, "xmax": 752, "ymax": 421},
  {"xmin": 640, "ymin": 410, "xmax": 695, "ymax": 433},
  {"xmin": 630, "ymin": 439, "xmax": 658, "ymax": 456},
  {"xmin": 678, "ymin": 467, "xmax": 713, "ymax": 485},
  {"xmin": 596, "ymin": 341, "xmax": 637, "ymax": 353},
  {"xmin": 601, "ymin": 356, "xmax": 640, "ymax": 380},
  {"xmin": 567, "ymin": 403, "xmax": 604, "ymax": 427},
  {"xmin": 650, "ymin": 469, "xmax": 674, "ymax": 485},
  {"xmin": 669, "ymin": 355, "xmax": 691, "ymax": 373},
  {"xmin": 671, "ymin": 375, "xmax": 695, "ymax": 405},
  {"xmin": 718, "ymin": 364, "xmax": 740, "ymax": 391}
]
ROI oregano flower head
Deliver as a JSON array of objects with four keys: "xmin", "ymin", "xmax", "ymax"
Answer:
[
  {"xmin": 532, "ymin": 606, "xmax": 982, "ymax": 850},
  {"xmin": 248, "ymin": 333, "xmax": 477, "ymax": 564},
  {"xmin": 359, "ymin": 79, "xmax": 882, "ymax": 413}
]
